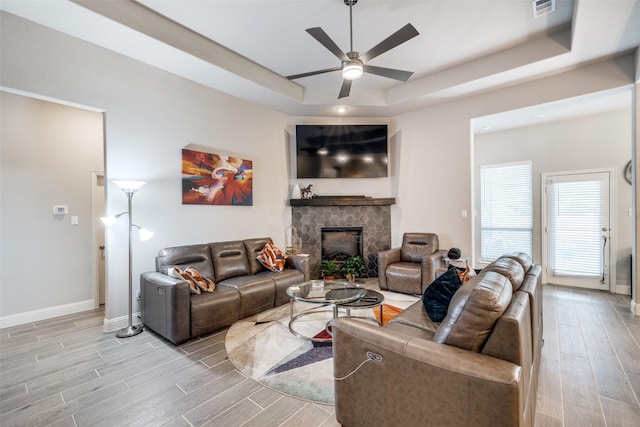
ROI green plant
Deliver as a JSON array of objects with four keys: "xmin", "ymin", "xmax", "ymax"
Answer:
[
  {"xmin": 320, "ymin": 259, "xmax": 338, "ymax": 278},
  {"xmin": 341, "ymin": 256, "xmax": 365, "ymax": 281}
]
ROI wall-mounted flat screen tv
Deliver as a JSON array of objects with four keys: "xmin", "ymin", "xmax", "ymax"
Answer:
[{"xmin": 295, "ymin": 124, "xmax": 388, "ymax": 178}]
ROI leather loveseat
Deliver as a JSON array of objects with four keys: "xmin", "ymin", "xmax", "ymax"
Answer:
[
  {"xmin": 140, "ymin": 237, "xmax": 309, "ymax": 345},
  {"xmin": 332, "ymin": 252, "xmax": 542, "ymax": 427}
]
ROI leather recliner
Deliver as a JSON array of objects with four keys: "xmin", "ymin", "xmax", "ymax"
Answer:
[{"xmin": 377, "ymin": 232, "xmax": 447, "ymax": 295}]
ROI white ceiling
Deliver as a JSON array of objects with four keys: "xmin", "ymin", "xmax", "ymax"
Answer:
[
  {"xmin": 1, "ymin": 0, "xmax": 639, "ymax": 120},
  {"xmin": 473, "ymin": 86, "xmax": 634, "ymax": 133}
]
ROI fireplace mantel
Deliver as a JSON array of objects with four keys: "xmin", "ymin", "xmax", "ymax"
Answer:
[{"xmin": 289, "ymin": 196, "xmax": 395, "ymax": 207}]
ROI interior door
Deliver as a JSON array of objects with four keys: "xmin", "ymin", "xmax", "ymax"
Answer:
[
  {"xmin": 544, "ymin": 171, "xmax": 611, "ymax": 290},
  {"xmin": 95, "ymin": 174, "xmax": 106, "ymax": 305}
]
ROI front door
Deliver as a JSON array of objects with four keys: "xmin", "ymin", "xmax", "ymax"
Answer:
[{"xmin": 543, "ymin": 171, "xmax": 611, "ymax": 290}]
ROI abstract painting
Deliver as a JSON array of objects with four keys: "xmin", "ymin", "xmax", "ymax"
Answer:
[{"xmin": 182, "ymin": 148, "xmax": 253, "ymax": 206}]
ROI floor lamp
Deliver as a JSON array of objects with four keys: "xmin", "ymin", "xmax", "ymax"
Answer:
[{"xmin": 102, "ymin": 180, "xmax": 153, "ymax": 338}]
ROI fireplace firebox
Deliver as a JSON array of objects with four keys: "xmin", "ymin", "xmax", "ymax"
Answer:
[{"xmin": 321, "ymin": 227, "xmax": 363, "ymax": 262}]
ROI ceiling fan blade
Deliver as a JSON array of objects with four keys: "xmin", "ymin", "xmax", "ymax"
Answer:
[
  {"xmin": 360, "ymin": 23, "xmax": 419, "ymax": 63},
  {"xmin": 338, "ymin": 79, "xmax": 352, "ymax": 99},
  {"xmin": 363, "ymin": 65, "xmax": 414, "ymax": 82},
  {"xmin": 306, "ymin": 27, "xmax": 349, "ymax": 62},
  {"xmin": 287, "ymin": 66, "xmax": 341, "ymax": 80}
]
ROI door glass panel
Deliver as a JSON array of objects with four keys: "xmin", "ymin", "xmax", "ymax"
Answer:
[
  {"xmin": 545, "ymin": 171, "xmax": 610, "ymax": 289},
  {"xmin": 550, "ymin": 180, "xmax": 602, "ymax": 277}
]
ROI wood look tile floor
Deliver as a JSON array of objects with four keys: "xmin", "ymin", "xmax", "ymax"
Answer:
[
  {"xmin": 535, "ymin": 284, "xmax": 640, "ymax": 427},
  {"xmin": 1, "ymin": 284, "xmax": 639, "ymax": 427}
]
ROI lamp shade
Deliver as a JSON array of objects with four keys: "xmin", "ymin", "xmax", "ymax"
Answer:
[
  {"xmin": 113, "ymin": 180, "xmax": 146, "ymax": 193},
  {"xmin": 138, "ymin": 227, "xmax": 154, "ymax": 241},
  {"xmin": 101, "ymin": 215, "xmax": 119, "ymax": 227}
]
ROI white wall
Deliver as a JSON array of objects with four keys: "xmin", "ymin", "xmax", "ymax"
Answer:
[
  {"xmin": 474, "ymin": 109, "xmax": 633, "ymax": 291},
  {"xmin": 0, "ymin": 92, "xmax": 104, "ymax": 322},
  {"xmin": 393, "ymin": 54, "xmax": 637, "ymax": 264},
  {"xmin": 286, "ymin": 117, "xmax": 395, "ymax": 199},
  {"xmin": 1, "ymin": 12, "xmax": 291, "ymax": 329}
]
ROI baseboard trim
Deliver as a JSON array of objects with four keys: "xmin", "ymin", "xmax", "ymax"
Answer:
[
  {"xmin": 102, "ymin": 312, "xmax": 142, "ymax": 333},
  {"xmin": 615, "ymin": 285, "xmax": 632, "ymax": 295},
  {"xmin": 0, "ymin": 299, "xmax": 95, "ymax": 329}
]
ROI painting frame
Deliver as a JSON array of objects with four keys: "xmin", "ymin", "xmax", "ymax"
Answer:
[{"xmin": 182, "ymin": 148, "xmax": 253, "ymax": 206}]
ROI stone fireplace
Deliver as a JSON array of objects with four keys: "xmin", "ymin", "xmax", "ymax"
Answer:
[{"xmin": 290, "ymin": 196, "xmax": 394, "ymax": 278}]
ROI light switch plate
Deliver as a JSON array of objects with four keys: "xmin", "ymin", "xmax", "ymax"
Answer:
[{"xmin": 71, "ymin": 216, "xmax": 79, "ymax": 225}]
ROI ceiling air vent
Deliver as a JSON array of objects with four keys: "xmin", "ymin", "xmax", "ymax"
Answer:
[{"xmin": 532, "ymin": 0, "xmax": 555, "ymax": 17}]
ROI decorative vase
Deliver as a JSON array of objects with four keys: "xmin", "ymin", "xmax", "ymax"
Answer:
[{"xmin": 290, "ymin": 184, "xmax": 301, "ymax": 199}]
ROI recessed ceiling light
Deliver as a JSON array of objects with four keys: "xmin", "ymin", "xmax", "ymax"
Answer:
[{"xmin": 337, "ymin": 106, "xmax": 347, "ymax": 113}]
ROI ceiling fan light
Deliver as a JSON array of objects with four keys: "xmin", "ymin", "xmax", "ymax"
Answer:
[{"xmin": 342, "ymin": 61, "xmax": 363, "ymax": 80}]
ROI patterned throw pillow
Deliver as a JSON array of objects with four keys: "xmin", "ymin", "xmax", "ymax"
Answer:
[
  {"xmin": 168, "ymin": 267, "xmax": 201, "ymax": 294},
  {"xmin": 184, "ymin": 267, "xmax": 216, "ymax": 293},
  {"xmin": 256, "ymin": 241, "xmax": 287, "ymax": 272},
  {"xmin": 456, "ymin": 265, "xmax": 476, "ymax": 284}
]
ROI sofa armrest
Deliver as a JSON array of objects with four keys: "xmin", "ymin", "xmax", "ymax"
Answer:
[
  {"xmin": 377, "ymin": 247, "xmax": 401, "ymax": 290},
  {"xmin": 333, "ymin": 318, "xmax": 524, "ymax": 427},
  {"xmin": 140, "ymin": 272, "xmax": 191, "ymax": 345},
  {"xmin": 285, "ymin": 255, "xmax": 310, "ymax": 281},
  {"xmin": 420, "ymin": 249, "xmax": 448, "ymax": 292}
]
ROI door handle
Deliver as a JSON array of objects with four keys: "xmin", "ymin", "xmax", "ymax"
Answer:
[
  {"xmin": 99, "ymin": 245, "xmax": 105, "ymax": 250},
  {"xmin": 601, "ymin": 235, "xmax": 607, "ymax": 284}
]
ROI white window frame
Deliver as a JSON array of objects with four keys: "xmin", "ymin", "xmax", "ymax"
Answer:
[{"xmin": 480, "ymin": 161, "xmax": 533, "ymax": 263}]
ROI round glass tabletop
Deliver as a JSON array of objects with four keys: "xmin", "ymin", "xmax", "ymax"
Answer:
[{"xmin": 286, "ymin": 280, "xmax": 366, "ymax": 304}]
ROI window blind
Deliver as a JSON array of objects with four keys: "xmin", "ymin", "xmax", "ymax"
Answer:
[
  {"xmin": 549, "ymin": 179, "xmax": 602, "ymax": 277},
  {"xmin": 480, "ymin": 162, "xmax": 533, "ymax": 262}
]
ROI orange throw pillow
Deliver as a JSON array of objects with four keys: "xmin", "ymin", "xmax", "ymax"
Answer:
[
  {"xmin": 457, "ymin": 266, "xmax": 476, "ymax": 284},
  {"xmin": 184, "ymin": 267, "xmax": 216, "ymax": 292},
  {"xmin": 168, "ymin": 267, "xmax": 200, "ymax": 294},
  {"xmin": 256, "ymin": 241, "xmax": 287, "ymax": 272}
]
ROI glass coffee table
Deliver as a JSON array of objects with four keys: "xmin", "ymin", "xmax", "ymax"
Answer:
[
  {"xmin": 286, "ymin": 280, "xmax": 366, "ymax": 342},
  {"xmin": 340, "ymin": 289, "xmax": 386, "ymax": 325}
]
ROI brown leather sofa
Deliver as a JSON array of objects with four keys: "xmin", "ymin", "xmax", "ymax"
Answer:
[
  {"xmin": 377, "ymin": 232, "xmax": 448, "ymax": 295},
  {"xmin": 140, "ymin": 237, "xmax": 309, "ymax": 345},
  {"xmin": 333, "ymin": 252, "xmax": 542, "ymax": 427}
]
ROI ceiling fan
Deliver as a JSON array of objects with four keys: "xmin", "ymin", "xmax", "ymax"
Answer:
[{"xmin": 287, "ymin": 0, "xmax": 419, "ymax": 99}]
